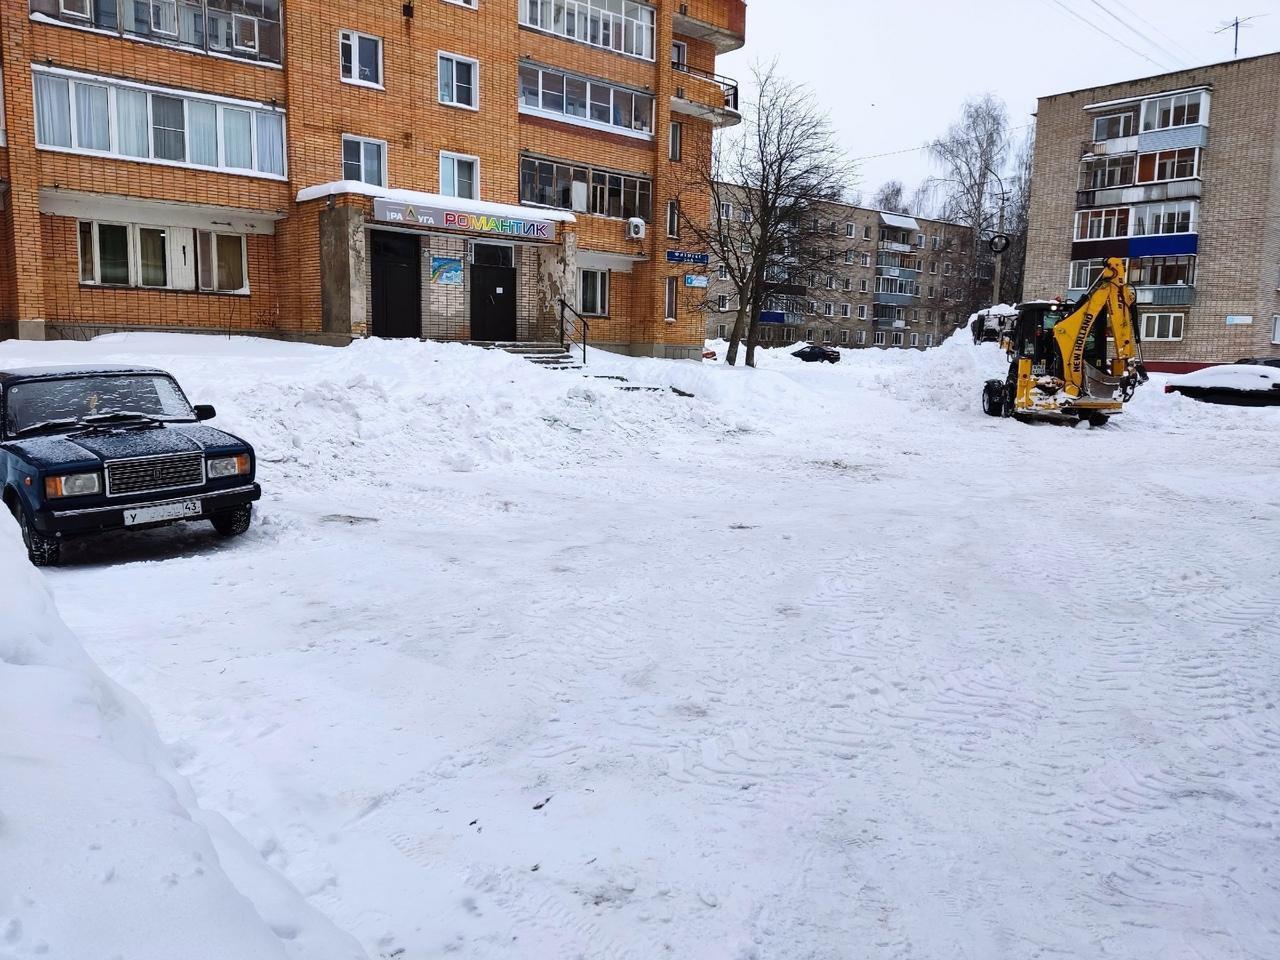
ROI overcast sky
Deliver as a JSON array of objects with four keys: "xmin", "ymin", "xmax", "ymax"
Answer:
[{"xmin": 720, "ymin": 0, "xmax": 1280, "ymax": 204}]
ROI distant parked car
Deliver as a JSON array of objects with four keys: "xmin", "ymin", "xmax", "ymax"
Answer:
[
  {"xmin": 702, "ymin": 349, "xmax": 719, "ymax": 361},
  {"xmin": 1165, "ymin": 362, "xmax": 1280, "ymax": 407},
  {"xmin": 792, "ymin": 344, "xmax": 841, "ymax": 363},
  {"xmin": 1235, "ymin": 357, "xmax": 1280, "ymax": 368},
  {"xmin": 1, "ymin": 365, "xmax": 261, "ymax": 566}
]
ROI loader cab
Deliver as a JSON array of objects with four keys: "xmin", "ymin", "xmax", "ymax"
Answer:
[{"xmin": 1011, "ymin": 299, "xmax": 1109, "ymax": 376}]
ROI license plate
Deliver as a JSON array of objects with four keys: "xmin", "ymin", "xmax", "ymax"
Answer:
[{"xmin": 124, "ymin": 499, "xmax": 202, "ymax": 526}]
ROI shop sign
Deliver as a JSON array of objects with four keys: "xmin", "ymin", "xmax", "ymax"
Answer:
[
  {"xmin": 431, "ymin": 257, "xmax": 463, "ymax": 285},
  {"xmin": 666, "ymin": 250, "xmax": 711, "ymax": 266},
  {"xmin": 374, "ymin": 199, "xmax": 558, "ymax": 241},
  {"xmin": 684, "ymin": 274, "xmax": 710, "ymax": 289}
]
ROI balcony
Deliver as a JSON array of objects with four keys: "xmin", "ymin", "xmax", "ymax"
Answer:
[
  {"xmin": 1066, "ymin": 285, "xmax": 1196, "ymax": 306},
  {"xmin": 671, "ymin": 65, "xmax": 741, "ymax": 128},
  {"xmin": 876, "ymin": 264, "xmax": 922, "ymax": 278},
  {"xmin": 673, "ymin": 0, "xmax": 747, "ymax": 53},
  {"xmin": 874, "ymin": 292, "xmax": 917, "ymax": 307},
  {"xmin": 1076, "ymin": 178, "xmax": 1202, "ymax": 209},
  {"xmin": 28, "ymin": 0, "xmax": 283, "ymax": 64},
  {"xmin": 879, "ymin": 240, "xmax": 913, "ymax": 254}
]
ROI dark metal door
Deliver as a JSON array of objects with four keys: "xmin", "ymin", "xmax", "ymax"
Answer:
[
  {"xmin": 370, "ymin": 231, "xmax": 421, "ymax": 339},
  {"xmin": 470, "ymin": 264, "xmax": 517, "ymax": 342}
]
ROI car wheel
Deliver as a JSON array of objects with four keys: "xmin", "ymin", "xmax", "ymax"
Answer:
[
  {"xmin": 16, "ymin": 508, "xmax": 61, "ymax": 567},
  {"xmin": 982, "ymin": 380, "xmax": 1004, "ymax": 417},
  {"xmin": 209, "ymin": 504, "xmax": 253, "ymax": 538}
]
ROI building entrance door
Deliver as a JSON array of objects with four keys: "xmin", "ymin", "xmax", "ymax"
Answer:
[
  {"xmin": 370, "ymin": 231, "xmax": 421, "ymax": 338},
  {"xmin": 469, "ymin": 243, "xmax": 517, "ymax": 342}
]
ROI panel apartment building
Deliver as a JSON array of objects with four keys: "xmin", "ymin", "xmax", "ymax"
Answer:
[
  {"xmin": 704, "ymin": 195, "xmax": 975, "ymax": 350},
  {"xmin": 1025, "ymin": 52, "xmax": 1280, "ymax": 371},
  {"xmin": 0, "ymin": 0, "xmax": 745, "ymax": 359}
]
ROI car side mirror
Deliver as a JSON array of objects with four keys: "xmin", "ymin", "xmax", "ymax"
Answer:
[{"xmin": 194, "ymin": 404, "xmax": 216, "ymax": 421}]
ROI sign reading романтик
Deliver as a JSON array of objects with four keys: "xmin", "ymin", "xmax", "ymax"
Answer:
[{"xmin": 373, "ymin": 199, "xmax": 559, "ymax": 242}]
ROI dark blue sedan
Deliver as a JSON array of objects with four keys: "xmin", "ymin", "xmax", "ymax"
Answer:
[{"xmin": 1, "ymin": 364, "xmax": 261, "ymax": 566}]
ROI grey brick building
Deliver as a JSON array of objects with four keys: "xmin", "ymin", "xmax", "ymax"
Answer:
[
  {"xmin": 1025, "ymin": 53, "xmax": 1280, "ymax": 371},
  {"xmin": 702, "ymin": 192, "xmax": 975, "ymax": 350}
]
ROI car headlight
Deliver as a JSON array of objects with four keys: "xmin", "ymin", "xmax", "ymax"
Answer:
[
  {"xmin": 45, "ymin": 472, "xmax": 102, "ymax": 498},
  {"xmin": 207, "ymin": 454, "xmax": 251, "ymax": 479}
]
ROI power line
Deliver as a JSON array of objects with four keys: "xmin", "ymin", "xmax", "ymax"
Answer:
[
  {"xmin": 1081, "ymin": 0, "xmax": 1190, "ymax": 69},
  {"xmin": 1109, "ymin": 0, "xmax": 1202, "ymax": 62},
  {"xmin": 849, "ymin": 123, "xmax": 1035, "ymax": 164},
  {"xmin": 1039, "ymin": 0, "xmax": 1174, "ymax": 70}
]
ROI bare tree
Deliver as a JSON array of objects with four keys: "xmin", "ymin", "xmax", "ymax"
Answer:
[
  {"xmin": 908, "ymin": 181, "xmax": 937, "ymax": 219},
  {"xmin": 680, "ymin": 62, "xmax": 853, "ymax": 367},
  {"xmin": 871, "ymin": 180, "xmax": 908, "ymax": 214},
  {"xmin": 996, "ymin": 125, "xmax": 1035, "ymax": 304},
  {"xmin": 927, "ymin": 94, "xmax": 1010, "ymax": 314}
]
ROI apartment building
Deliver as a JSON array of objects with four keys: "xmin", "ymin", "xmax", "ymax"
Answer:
[
  {"xmin": 0, "ymin": 0, "xmax": 746, "ymax": 360},
  {"xmin": 703, "ymin": 195, "xmax": 975, "ymax": 350},
  {"xmin": 1026, "ymin": 52, "xmax": 1280, "ymax": 371}
]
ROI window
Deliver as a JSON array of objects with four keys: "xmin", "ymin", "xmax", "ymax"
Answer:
[
  {"xmin": 518, "ymin": 63, "xmax": 653, "ymax": 136},
  {"xmin": 932, "ymin": 235, "xmax": 941, "ymax": 250},
  {"xmin": 843, "ymin": 278, "xmax": 852, "ymax": 292},
  {"xmin": 806, "ymin": 301, "xmax": 816, "ymax": 315},
  {"xmin": 720, "ymin": 201, "xmax": 732, "ymax": 221},
  {"xmin": 1137, "ymin": 148, "xmax": 1199, "ymax": 184},
  {"xmin": 32, "ymin": 67, "xmax": 286, "ymax": 178},
  {"xmin": 916, "ymin": 233, "xmax": 926, "ymax": 248},
  {"xmin": 910, "ymin": 333, "xmax": 919, "ymax": 347},
  {"xmin": 669, "ymin": 121, "xmax": 682, "ymax": 161},
  {"xmin": 859, "ymin": 279, "xmax": 868, "ymax": 293},
  {"xmin": 343, "ymin": 135, "xmax": 386, "ymax": 186},
  {"xmin": 1069, "ymin": 259, "xmax": 1107, "ymax": 289},
  {"xmin": 717, "ymin": 264, "xmax": 728, "ymax": 281},
  {"xmin": 805, "ymin": 329, "xmax": 814, "ymax": 341},
  {"xmin": 340, "ymin": 30, "xmax": 383, "ymax": 87},
  {"xmin": 519, "ymin": 157, "xmax": 651, "ymax": 221},
  {"xmin": 825, "ymin": 276, "xmax": 835, "ymax": 290},
  {"xmin": 77, "ymin": 220, "xmax": 246, "ymax": 293},
  {"xmin": 671, "ymin": 39, "xmax": 688, "ymax": 70},
  {"xmin": 440, "ymin": 151, "xmax": 478, "ymax": 198},
  {"xmin": 1141, "ymin": 313, "xmax": 1184, "ymax": 341},
  {"xmin": 1141, "ymin": 91, "xmax": 1207, "ymax": 132},
  {"xmin": 859, "ymin": 253, "xmax": 870, "ymax": 268},
  {"xmin": 892, "ymin": 332, "xmax": 904, "ymax": 346},
  {"xmin": 874, "ymin": 331, "xmax": 886, "ymax": 345},
  {"xmin": 521, "ymin": 0, "xmax": 656, "ymax": 60},
  {"xmin": 840, "ymin": 304, "xmax": 851, "ymax": 318},
  {"xmin": 666, "ymin": 200, "xmax": 680, "ymax": 238},
  {"xmin": 1079, "ymin": 154, "xmax": 1136, "ymax": 190},
  {"xmin": 929, "ymin": 261, "xmax": 938, "ymax": 274},
  {"xmin": 1093, "ymin": 112, "xmax": 1134, "ymax": 140},
  {"xmin": 823, "ymin": 303, "xmax": 833, "ymax": 317},
  {"xmin": 664, "ymin": 275, "xmax": 678, "ymax": 319},
  {"xmin": 857, "ymin": 305, "xmax": 867, "ymax": 320},
  {"xmin": 854, "ymin": 330, "xmax": 864, "ymax": 345},
  {"xmin": 926, "ymin": 334, "xmax": 935, "ymax": 347},
  {"xmin": 1273, "ymin": 315, "xmax": 1280, "ymax": 345},
  {"xmin": 579, "ymin": 268, "xmax": 609, "ymax": 316},
  {"xmin": 1132, "ymin": 201, "xmax": 1196, "ymax": 236},
  {"xmin": 1075, "ymin": 207, "xmax": 1130, "ymax": 240},
  {"xmin": 942, "ymin": 261, "xmax": 952, "ymax": 275},
  {"xmin": 717, "ymin": 294, "xmax": 729, "ymax": 311},
  {"xmin": 41, "ymin": 0, "xmax": 284, "ymax": 65},
  {"xmin": 439, "ymin": 53, "xmax": 479, "ymax": 109},
  {"xmin": 716, "ymin": 322, "xmax": 727, "ymax": 338},
  {"xmin": 1130, "ymin": 255, "xmax": 1195, "ymax": 287}
]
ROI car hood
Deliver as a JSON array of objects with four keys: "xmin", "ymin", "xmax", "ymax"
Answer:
[{"xmin": 4, "ymin": 424, "xmax": 247, "ymax": 469}]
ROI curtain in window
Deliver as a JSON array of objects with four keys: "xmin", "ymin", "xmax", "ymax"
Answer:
[
  {"xmin": 223, "ymin": 108, "xmax": 253, "ymax": 168},
  {"xmin": 151, "ymin": 95, "xmax": 186, "ymax": 161},
  {"xmin": 216, "ymin": 234, "xmax": 245, "ymax": 291},
  {"xmin": 255, "ymin": 112, "xmax": 284, "ymax": 175},
  {"xmin": 78, "ymin": 222, "xmax": 96, "ymax": 283},
  {"xmin": 74, "ymin": 82, "xmax": 110, "ymax": 151},
  {"xmin": 362, "ymin": 141, "xmax": 384, "ymax": 186},
  {"xmin": 188, "ymin": 100, "xmax": 217, "ymax": 167},
  {"xmin": 138, "ymin": 227, "xmax": 169, "ymax": 287},
  {"xmin": 35, "ymin": 75, "xmax": 72, "ymax": 148},
  {"xmin": 115, "ymin": 87, "xmax": 150, "ymax": 157}
]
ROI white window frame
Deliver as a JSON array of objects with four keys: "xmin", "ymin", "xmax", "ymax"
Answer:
[
  {"xmin": 874, "ymin": 331, "xmax": 886, "ymax": 346},
  {"xmin": 232, "ymin": 14, "xmax": 259, "ymax": 53},
  {"xmin": 719, "ymin": 201, "xmax": 732, "ymax": 221},
  {"xmin": 339, "ymin": 29, "xmax": 384, "ymax": 89},
  {"xmin": 892, "ymin": 332, "xmax": 905, "ymax": 346},
  {"xmin": 443, "ymin": 0, "xmax": 478, "ymax": 7},
  {"xmin": 1141, "ymin": 91, "xmax": 1209, "ymax": 133},
  {"xmin": 1272, "ymin": 315, "xmax": 1280, "ymax": 345},
  {"xmin": 197, "ymin": 230, "xmax": 250, "ymax": 294},
  {"xmin": 521, "ymin": 0, "xmax": 657, "ymax": 61},
  {"xmin": 78, "ymin": 220, "xmax": 134, "ymax": 286},
  {"xmin": 518, "ymin": 62, "xmax": 654, "ymax": 140},
  {"xmin": 1141, "ymin": 312, "xmax": 1185, "ymax": 342},
  {"xmin": 438, "ymin": 51, "xmax": 480, "ymax": 110},
  {"xmin": 1093, "ymin": 112, "xmax": 1134, "ymax": 141},
  {"xmin": 579, "ymin": 267, "xmax": 610, "ymax": 317},
  {"xmin": 857, "ymin": 305, "xmax": 867, "ymax": 320},
  {"xmin": 439, "ymin": 150, "xmax": 480, "ymax": 198},
  {"xmin": 343, "ymin": 134, "xmax": 388, "ymax": 187},
  {"xmin": 859, "ymin": 279, "xmax": 868, "ymax": 293},
  {"xmin": 669, "ymin": 120, "xmax": 682, "ymax": 161},
  {"xmin": 860, "ymin": 253, "xmax": 870, "ymax": 268},
  {"xmin": 60, "ymin": 0, "xmax": 92, "ymax": 19},
  {"xmin": 910, "ymin": 332, "xmax": 919, "ymax": 347},
  {"xmin": 1132, "ymin": 200, "xmax": 1197, "ymax": 237},
  {"xmin": 840, "ymin": 304, "xmax": 850, "ymax": 318},
  {"xmin": 149, "ymin": 0, "xmax": 179, "ymax": 38},
  {"xmin": 823, "ymin": 303, "xmax": 833, "ymax": 317},
  {"xmin": 666, "ymin": 200, "xmax": 680, "ymax": 239},
  {"xmin": 716, "ymin": 322, "xmax": 727, "ymax": 339},
  {"xmin": 76, "ymin": 220, "xmax": 248, "ymax": 294},
  {"xmin": 31, "ymin": 65, "xmax": 287, "ymax": 181}
]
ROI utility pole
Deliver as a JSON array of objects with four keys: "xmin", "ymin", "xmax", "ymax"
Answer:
[{"xmin": 992, "ymin": 192, "xmax": 1009, "ymax": 307}]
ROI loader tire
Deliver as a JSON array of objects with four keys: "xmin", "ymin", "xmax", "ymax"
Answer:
[{"xmin": 982, "ymin": 380, "xmax": 1005, "ymax": 417}]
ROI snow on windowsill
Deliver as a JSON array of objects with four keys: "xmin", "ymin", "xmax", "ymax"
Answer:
[{"xmin": 295, "ymin": 181, "xmax": 578, "ymax": 224}]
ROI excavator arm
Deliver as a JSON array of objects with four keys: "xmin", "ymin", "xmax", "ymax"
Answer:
[{"xmin": 1051, "ymin": 257, "xmax": 1148, "ymax": 400}]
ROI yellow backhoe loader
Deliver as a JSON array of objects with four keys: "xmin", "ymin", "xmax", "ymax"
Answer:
[{"xmin": 981, "ymin": 257, "xmax": 1148, "ymax": 425}]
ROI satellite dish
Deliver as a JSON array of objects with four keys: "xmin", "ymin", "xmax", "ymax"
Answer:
[{"xmin": 989, "ymin": 234, "xmax": 1011, "ymax": 254}]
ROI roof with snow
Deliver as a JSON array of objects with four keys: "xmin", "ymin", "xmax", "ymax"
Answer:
[
  {"xmin": 879, "ymin": 212, "xmax": 921, "ymax": 231},
  {"xmin": 295, "ymin": 181, "xmax": 577, "ymax": 224}
]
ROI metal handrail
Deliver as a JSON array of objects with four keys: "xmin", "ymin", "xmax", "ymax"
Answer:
[
  {"xmin": 671, "ymin": 62, "xmax": 740, "ymax": 112},
  {"xmin": 559, "ymin": 299, "xmax": 590, "ymax": 366}
]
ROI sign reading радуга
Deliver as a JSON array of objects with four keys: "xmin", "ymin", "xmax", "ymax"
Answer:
[{"xmin": 373, "ymin": 199, "xmax": 558, "ymax": 242}]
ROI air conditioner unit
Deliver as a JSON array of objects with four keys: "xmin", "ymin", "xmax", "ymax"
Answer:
[{"xmin": 626, "ymin": 217, "xmax": 646, "ymax": 240}]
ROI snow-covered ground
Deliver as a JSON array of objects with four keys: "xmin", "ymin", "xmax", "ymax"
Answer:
[{"xmin": 3, "ymin": 332, "xmax": 1279, "ymax": 960}]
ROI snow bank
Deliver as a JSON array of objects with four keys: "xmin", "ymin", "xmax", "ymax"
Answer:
[
  {"xmin": 0, "ymin": 517, "xmax": 366, "ymax": 960},
  {"xmin": 1171, "ymin": 363, "xmax": 1280, "ymax": 392}
]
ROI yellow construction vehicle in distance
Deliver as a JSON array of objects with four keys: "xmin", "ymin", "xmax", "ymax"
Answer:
[{"xmin": 981, "ymin": 257, "xmax": 1149, "ymax": 425}]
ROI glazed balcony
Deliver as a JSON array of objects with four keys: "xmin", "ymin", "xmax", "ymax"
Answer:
[
  {"xmin": 1076, "ymin": 178, "xmax": 1201, "ymax": 210},
  {"xmin": 673, "ymin": 0, "xmax": 747, "ymax": 53},
  {"xmin": 671, "ymin": 64, "xmax": 741, "ymax": 129}
]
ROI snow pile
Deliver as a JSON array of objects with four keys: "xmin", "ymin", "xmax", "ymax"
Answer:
[
  {"xmin": 0, "ymin": 517, "xmax": 367, "ymax": 960},
  {"xmin": 966, "ymin": 303, "xmax": 1019, "ymax": 326},
  {"xmin": 865, "ymin": 334, "xmax": 1009, "ymax": 414},
  {"xmin": 1171, "ymin": 362, "xmax": 1280, "ymax": 392}
]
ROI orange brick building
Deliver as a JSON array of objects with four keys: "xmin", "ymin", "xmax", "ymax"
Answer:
[{"xmin": 0, "ymin": 0, "xmax": 745, "ymax": 358}]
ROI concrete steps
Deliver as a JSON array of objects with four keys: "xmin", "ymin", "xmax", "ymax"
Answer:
[{"xmin": 468, "ymin": 341, "xmax": 583, "ymax": 370}]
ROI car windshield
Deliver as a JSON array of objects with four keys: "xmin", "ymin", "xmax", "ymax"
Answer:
[{"xmin": 4, "ymin": 374, "xmax": 196, "ymax": 436}]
